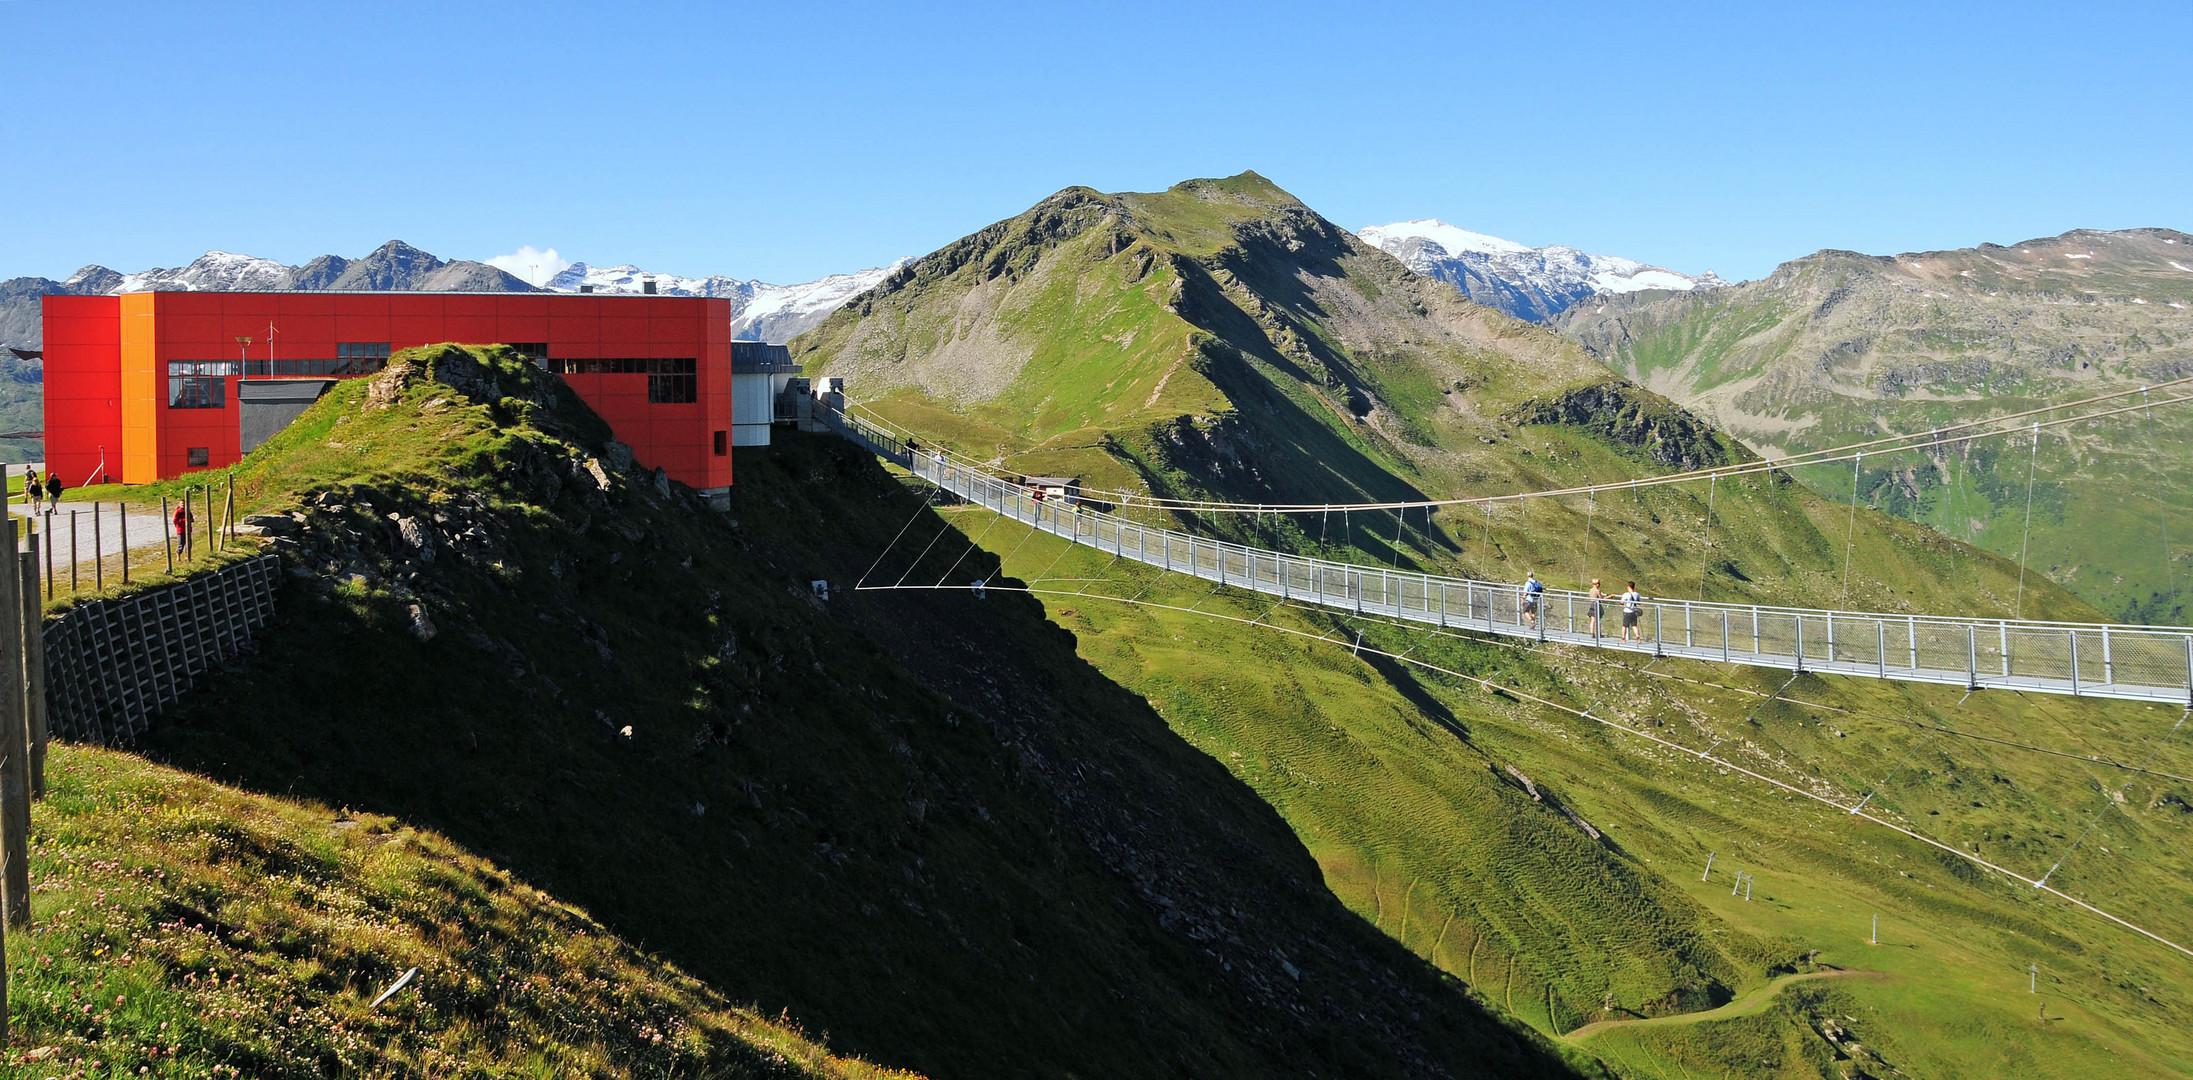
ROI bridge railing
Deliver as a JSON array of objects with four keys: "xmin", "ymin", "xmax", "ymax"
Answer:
[{"xmin": 824, "ymin": 406, "xmax": 2193, "ymax": 704}]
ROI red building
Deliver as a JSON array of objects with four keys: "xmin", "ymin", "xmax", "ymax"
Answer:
[{"xmin": 41, "ymin": 291, "xmax": 735, "ymax": 494}]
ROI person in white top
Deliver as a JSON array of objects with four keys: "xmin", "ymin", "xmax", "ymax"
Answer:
[{"xmin": 1619, "ymin": 580, "xmax": 1645, "ymax": 642}]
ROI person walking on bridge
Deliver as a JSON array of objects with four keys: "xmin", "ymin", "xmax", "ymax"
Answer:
[
  {"xmin": 1619, "ymin": 580, "xmax": 1644, "ymax": 642},
  {"xmin": 1587, "ymin": 579, "xmax": 1606, "ymax": 638},
  {"xmin": 1521, "ymin": 571, "xmax": 1544, "ymax": 627}
]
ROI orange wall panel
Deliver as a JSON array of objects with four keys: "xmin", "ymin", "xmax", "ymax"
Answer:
[{"xmin": 118, "ymin": 293, "xmax": 161, "ymax": 484}]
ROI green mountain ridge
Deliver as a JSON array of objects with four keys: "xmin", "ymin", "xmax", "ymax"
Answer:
[{"xmin": 791, "ymin": 174, "xmax": 2193, "ymax": 1078}]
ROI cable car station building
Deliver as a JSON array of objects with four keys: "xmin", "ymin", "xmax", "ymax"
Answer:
[{"xmin": 40, "ymin": 291, "xmax": 781, "ymax": 497}]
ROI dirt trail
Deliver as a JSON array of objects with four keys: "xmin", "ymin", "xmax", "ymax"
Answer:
[{"xmin": 1563, "ymin": 969, "xmax": 1866, "ymax": 1042}]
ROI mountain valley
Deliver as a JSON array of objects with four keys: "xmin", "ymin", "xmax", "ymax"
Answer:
[{"xmin": 1557, "ymin": 227, "xmax": 2193, "ymax": 623}]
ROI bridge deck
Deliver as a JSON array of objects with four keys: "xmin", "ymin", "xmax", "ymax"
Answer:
[{"xmin": 828, "ymin": 410, "xmax": 2193, "ymax": 705}]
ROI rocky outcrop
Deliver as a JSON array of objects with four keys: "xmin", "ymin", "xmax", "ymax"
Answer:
[{"xmin": 1507, "ymin": 381, "xmax": 1734, "ymax": 470}]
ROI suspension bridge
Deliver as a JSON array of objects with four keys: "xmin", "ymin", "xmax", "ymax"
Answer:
[{"xmin": 821, "ymin": 404, "xmax": 2193, "ymax": 706}]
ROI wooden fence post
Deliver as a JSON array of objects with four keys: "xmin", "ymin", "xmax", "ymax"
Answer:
[
  {"xmin": 204, "ymin": 485, "xmax": 214, "ymax": 556},
  {"xmin": 163, "ymin": 495, "xmax": 173, "ymax": 574},
  {"xmin": 0, "ymin": 516, "xmax": 29, "ymax": 929},
  {"xmin": 120, "ymin": 501, "xmax": 129, "ymax": 584},
  {"xmin": 21, "ymin": 541, "xmax": 45, "ymax": 800}
]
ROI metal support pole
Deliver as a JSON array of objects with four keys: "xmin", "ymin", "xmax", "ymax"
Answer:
[
  {"xmin": 2001, "ymin": 621, "xmax": 2011, "ymax": 678},
  {"xmin": 1722, "ymin": 610, "xmax": 1731, "ymax": 662},
  {"xmin": 20, "ymin": 542, "xmax": 44, "ymax": 800},
  {"xmin": 1909, "ymin": 615, "xmax": 1918, "ymax": 671},
  {"xmin": 1969, "ymin": 625, "xmax": 1981, "ymax": 689},
  {"xmin": 0, "ymin": 518, "xmax": 26, "ymax": 929},
  {"xmin": 2102, "ymin": 627, "xmax": 2113, "ymax": 687},
  {"xmin": 1794, "ymin": 615, "xmax": 1805, "ymax": 674},
  {"xmin": 1877, "ymin": 620, "xmax": 1886, "ymax": 677},
  {"xmin": 2069, "ymin": 632, "xmax": 2080, "ymax": 696}
]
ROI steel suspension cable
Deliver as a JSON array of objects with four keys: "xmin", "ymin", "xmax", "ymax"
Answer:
[
  {"xmin": 869, "ymin": 579, "xmax": 2193, "ymax": 961},
  {"xmin": 1291, "ymin": 600, "xmax": 2193, "ymax": 785},
  {"xmin": 2035, "ymin": 707, "xmax": 2191, "ymax": 891},
  {"xmin": 2015, "ymin": 423, "xmax": 2041, "ymax": 620},
  {"xmin": 1842, "ymin": 453, "xmax": 1861, "ymax": 604},
  {"xmin": 846, "ymin": 381, "xmax": 2193, "ymax": 516},
  {"xmin": 2147, "ymin": 388, "xmax": 2177, "ymax": 621},
  {"xmin": 857, "ymin": 484, "xmax": 938, "ymax": 590},
  {"xmin": 1698, "ymin": 473, "xmax": 1718, "ymax": 602}
]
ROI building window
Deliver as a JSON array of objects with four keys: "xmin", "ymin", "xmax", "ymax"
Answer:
[
  {"xmin": 186, "ymin": 447, "xmax": 209, "ymax": 467},
  {"xmin": 337, "ymin": 342, "xmax": 392, "ymax": 374},
  {"xmin": 511, "ymin": 343, "xmax": 550, "ymax": 368},
  {"xmin": 549, "ymin": 357, "xmax": 653, "ymax": 375},
  {"xmin": 648, "ymin": 357, "xmax": 697, "ymax": 403},
  {"xmin": 713, "ymin": 429, "xmax": 727, "ymax": 455},
  {"xmin": 167, "ymin": 360, "xmax": 235, "ymax": 409}
]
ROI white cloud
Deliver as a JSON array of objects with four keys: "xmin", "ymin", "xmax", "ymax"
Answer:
[{"xmin": 484, "ymin": 245, "xmax": 571, "ymax": 287}]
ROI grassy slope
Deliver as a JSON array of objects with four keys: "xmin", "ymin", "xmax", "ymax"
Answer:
[
  {"xmin": 11, "ymin": 745, "xmax": 910, "ymax": 1078},
  {"xmin": 792, "ymin": 176, "xmax": 2193, "ymax": 1077},
  {"xmin": 947, "ymin": 524, "xmax": 2193, "ymax": 1079},
  {"xmin": 1559, "ymin": 231, "xmax": 2193, "ymax": 625},
  {"xmin": 103, "ymin": 345, "xmax": 1593, "ymax": 1080}
]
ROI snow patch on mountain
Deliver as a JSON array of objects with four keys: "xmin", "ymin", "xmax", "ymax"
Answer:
[
  {"xmin": 545, "ymin": 260, "xmax": 909, "ymax": 340},
  {"xmin": 1358, "ymin": 219, "xmax": 1726, "ymax": 322},
  {"xmin": 115, "ymin": 251, "xmax": 298, "ymax": 294}
]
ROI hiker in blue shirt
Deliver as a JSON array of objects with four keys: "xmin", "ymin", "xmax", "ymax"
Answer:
[
  {"xmin": 1620, "ymin": 580, "xmax": 1645, "ymax": 642},
  {"xmin": 1522, "ymin": 571, "xmax": 1544, "ymax": 626}
]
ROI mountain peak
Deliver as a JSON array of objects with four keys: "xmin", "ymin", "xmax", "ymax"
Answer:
[{"xmin": 1164, "ymin": 170, "xmax": 1296, "ymax": 206}]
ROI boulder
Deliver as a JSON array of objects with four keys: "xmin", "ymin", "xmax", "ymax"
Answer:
[{"xmin": 239, "ymin": 514, "xmax": 300, "ymax": 537}]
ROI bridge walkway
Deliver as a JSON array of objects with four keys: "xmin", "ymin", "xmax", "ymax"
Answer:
[{"xmin": 823, "ymin": 408, "xmax": 2193, "ymax": 706}]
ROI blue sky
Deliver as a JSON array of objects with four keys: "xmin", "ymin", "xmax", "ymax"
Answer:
[{"xmin": 4, "ymin": 0, "xmax": 2188, "ymax": 285}]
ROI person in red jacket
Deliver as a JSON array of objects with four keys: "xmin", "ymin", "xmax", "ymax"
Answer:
[{"xmin": 173, "ymin": 501, "xmax": 193, "ymax": 559}]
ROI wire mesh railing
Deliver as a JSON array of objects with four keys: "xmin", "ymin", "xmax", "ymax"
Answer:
[{"xmin": 824, "ymin": 406, "xmax": 2193, "ymax": 704}]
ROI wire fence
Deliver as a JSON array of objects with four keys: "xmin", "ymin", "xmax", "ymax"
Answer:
[
  {"xmin": 828, "ymin": 408, "xmax": 2193, "ymax": 704},
  {"xmin": 43, "ymin": 554, "xmax": 280, "ymax": 745},
  {"xmin": 19, "ymin": 477, "xmax": 241, "ymax": 604}
]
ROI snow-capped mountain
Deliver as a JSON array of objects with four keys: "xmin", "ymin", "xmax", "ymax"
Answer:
[
  {"xmin": 3, "ymin": 244, "xmax": 905, "ymax": 350},
  {"xmin": 1358, "ymin": 220, "xmax": 1726, "ymax": 323},
  {"xmin": 545, "ymin": 260, "xmax": 909, "ymax": 341},
  {"xmin": 64, "ymin": 242, "xmax": 533, "ymax": 299},
  {"xmin": 114, "ymin": 250, "xmax": 300, "ymax": 293}
]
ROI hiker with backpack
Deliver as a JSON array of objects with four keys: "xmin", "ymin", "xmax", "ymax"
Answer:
[
  {"xmin": 1521, "ymin": 571, "xmax": 1544, "ymax": 626},
  {"xmin": 22, "ymin": 467, "xmax": 39, "ymax": 514},
  {"xmin": 1620, "ymin": 580, "xmax": 1645, "ymax": 642}
]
